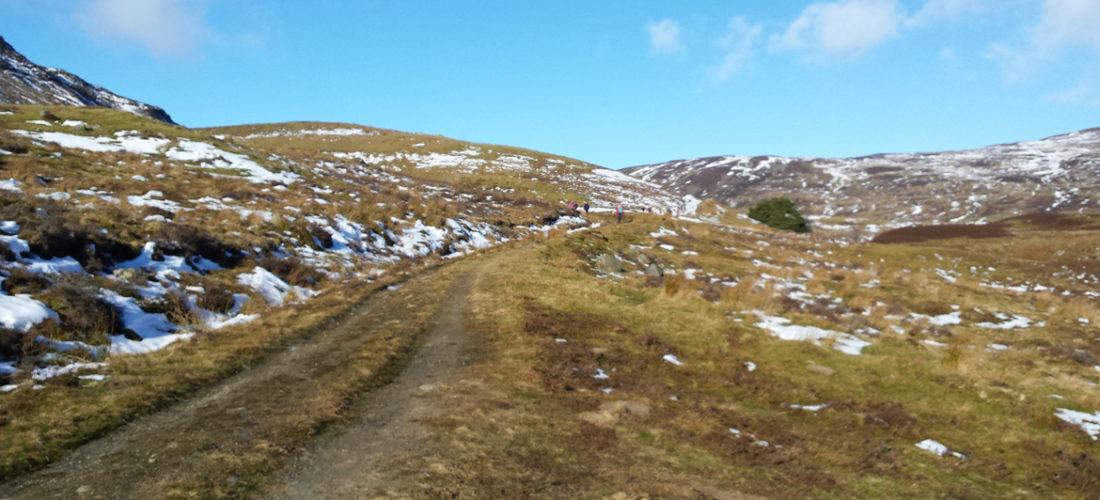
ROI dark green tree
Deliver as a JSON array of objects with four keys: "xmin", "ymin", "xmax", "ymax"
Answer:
[{"xmin": 747, "ymin": 197, "xmax": 810, "ymax": 233}]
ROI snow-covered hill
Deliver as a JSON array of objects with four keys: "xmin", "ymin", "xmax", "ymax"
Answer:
[
  {"xmin": 626, "ymin": 128, "xmax": 1100, "ymax": 237},
  {"xmin": 0, "ymin": 36, "xmax": 173, "ymax": 124}
]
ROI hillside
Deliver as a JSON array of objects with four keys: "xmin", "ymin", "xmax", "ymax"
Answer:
[
  {"xmin": 626, "ymin": 128, "xmax": 1100, "ymax": 238},
  {"xmin": 0, "ymin": 103, "xmax": 1099, "ymax": 498},
  {"xmin": 0, "ymin": 36, "xmax": 174, "ymax": 124},
  {"xmin": 0, "ymin": 103, "xmax": 686, "ymax": 394}
]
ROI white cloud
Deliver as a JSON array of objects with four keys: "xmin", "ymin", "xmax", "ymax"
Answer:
[
  {"xmin": 646, "ymin": 19, "xmax": 684, "ymax": 54},
  {"xmin": 74, "ymin": 0, "xmax": 209, "ymax": 59},
  {"xmin": 710, "ymin": 17, "xmax": 763, "ymax": 82},
  {"xmin": 906, "ymin": 0, "xmax": 998, "ymax": 27},
  {"xmin": 987, "ymin": 0, "xmax": 1100, "ymax": 79},
  {"xmin": 771, "ymin": 0, "xmax": 902, "ymax": 59},
  {"xmin": 1035, "ymin": 0, "xmax": 1100, "ymax": 49},
  {"xmin": 1043, "ymin": 81, "xmax": 1096, "ymax": 104}
]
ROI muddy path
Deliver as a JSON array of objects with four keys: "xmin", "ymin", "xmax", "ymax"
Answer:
[
  {"xmin": 260, "ymin": 259, "xmax": 484, "ymax": 498},
  {"xmin": 0, "ymin": 256, "xmax": 488, "ymax": 499}
]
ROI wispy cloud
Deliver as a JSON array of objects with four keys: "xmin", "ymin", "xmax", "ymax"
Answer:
[
  {"xmin": 646, "ymin": 19, "xmax": 684, "ymax": 54},
  {"xmin": 986, "ymin": 0, "xmax": 1100, "ymax": 80},
  {"xmin": 906, "ymin": 0, "xmax": 998, "ymax": 27},
  {"xmin": 1043, "ymin": 81, "xmax": 1098, "ymax": 105},
  {"xmin": 74, "ymin": 0, "xmax": 210, "ymax": 59},
  {"xmin": 770, "ymin": 0, "xmax": 902, "ymax": 60},
  {"xmin": 710, "ymin": 17, "xmax": 763, "ymax": 82}
]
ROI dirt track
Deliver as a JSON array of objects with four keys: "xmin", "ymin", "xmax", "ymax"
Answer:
[
  {"xmin": 0, "ymin": 257, "xmax": 485, "ymax": 499},
  {"xmin": 261, "ymin": 260, "xmax": 483, "ymax": 498}
]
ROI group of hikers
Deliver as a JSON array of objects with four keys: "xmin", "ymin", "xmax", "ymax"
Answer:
[{"xmin": 569, "ymin": 201, "xmax": 685, "ymax": 223}]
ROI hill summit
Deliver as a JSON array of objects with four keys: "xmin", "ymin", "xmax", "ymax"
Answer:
[
  {"xmin": 0, "ymin": 35, "xmax": 174, "ymax": 124},
  {"xmin": 626, "ymin": 128, "xmax": 1100, "ymax": 238}
]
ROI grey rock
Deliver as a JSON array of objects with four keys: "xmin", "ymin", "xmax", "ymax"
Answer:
[{"xmin": 597, "ymin": 253, "xmax": 622, "ymax": 273}]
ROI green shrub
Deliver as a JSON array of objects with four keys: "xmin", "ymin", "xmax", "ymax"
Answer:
[{"xmin": 747, "ymin": 197, "xmax": 810, "ymax": 233}]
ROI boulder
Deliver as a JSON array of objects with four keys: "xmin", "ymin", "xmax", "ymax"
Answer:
[{"xmin": 597, "ymin": 253, "xmax": 622, "ymax": 273}]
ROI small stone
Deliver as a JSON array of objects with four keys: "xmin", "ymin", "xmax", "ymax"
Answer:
[
  {"xmin": 645, "ymin": 263, "xmax": 663, "ymax": 278},
  {"xmin": 113, "ymin": 268, "xmax": 139, "ymax": 281},
  {"xmin": 806, "ymin": 364, "xmax": 836, "ymax": 376}
]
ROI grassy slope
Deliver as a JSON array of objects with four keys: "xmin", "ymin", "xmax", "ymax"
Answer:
[
  {"xmin": 203, "ymin": 121, "xmax": 617, "ymax": 205},
  {"xmin": 0, "ymin": 105, "xmax": 568, "ymax": 479},
  {"xmin": 3, "ymin": 105, "xmax": 1098, "ymax": 497},
  {"xmin": 397, "ymin": 213, "xmax": 1100, "ymax": 498}
]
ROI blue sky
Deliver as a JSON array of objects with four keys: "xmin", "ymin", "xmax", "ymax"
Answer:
[{"xmin": 1, "ymin": 0, "xmax": 1098, "ymax": 168}]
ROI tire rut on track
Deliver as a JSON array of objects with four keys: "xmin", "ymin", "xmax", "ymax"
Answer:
[{"xmin": 260, "ymin": 259, "xmax": 486, "ymax": 498}]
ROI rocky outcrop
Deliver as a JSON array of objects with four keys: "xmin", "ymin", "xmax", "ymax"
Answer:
[{"xmin": 0, "ymin": 35, "xmax": 174, "ymax": 124}]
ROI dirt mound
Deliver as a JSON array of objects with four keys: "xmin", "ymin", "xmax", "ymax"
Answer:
[
  {"xmin": 872, "ymin": 222, "xmax": 1009, "ymax": 244},
  {"xmin": 1003, "ymin": 212, "xmax": 1098, "ymax": 230}
]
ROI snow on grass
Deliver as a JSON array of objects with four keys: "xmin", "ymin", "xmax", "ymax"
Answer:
[
  {"xmin": 11, "ymin": 129, "xmax": 170, "ymax": 154},
  {"xmin": 915, "ymin": 439, "xmax": 965, "ymax": 458},
  {"xmin": 98, "ymin": 290, "xmax": 192, "ymax": 355},
  {"xmin": 1055, "ymin": 408, "xmax": 1100, "ymax": 440},
  {"xmin": 237, "ymin": 267, "xmax": 318, "ymax": 306},
  {"xmin": 20, "ymin": 255, "xmax": 84, "ymax": 275},
  {"xmin": 127, "ymin": 190, "xmax": 183, "ymax": 213},
  {"xmin": 239, "ymin": 127, "xmax": 377, "ymax": 139},
  {"xmin": 206, "ymin": 312, "xmax": 259, "ymax": 330},
  {"xmin": 166, "ymin": 139, "xmax": 298, "ymax": 184},
  {"xmin": 681, "ymin": 194, "xmax": 702, "ymax": 215},
  {"xmin": 31, "ymin": 362, "xmax": 107, "ymax": 382},
  {"xmin": 0, "ymin": 293, "xmax": 57, "ymax": 331},
  {"xmin": 116, "ymin": 242, "xmax": 197, "ymax": 287},
  {"xmin": 934, "ymin": 269, "xmax": 959, "ymax": 283},
  {"xmin": 0, "ymin": 179, "xmax": 21, "ymax": 193},
  {"xmin": 976, "ymin": 312, "xmax": 1032, "ymax": 330},
  {"xmin": 754, "ymin": 312, "xmax": 872, "ymax": 355},
  {"xmin": 0, "ymin": 220, "xmax": 19, "ymax": 234},
  {"xmin": 36, "ymin": 192, "xmax": 70, "ymax": 201},
  {"xmin": 791, "ymin": 403, "xmax": 828, "ymax": 412},
  {"xmin": 593, "ymin": 368, "xmax": 610, "ymax": 380},
  {"xmin": 75, "ymin": 187, "xmax": 120, "ymax": 203},
  {"xmin": 650, "ymin": 227, "xmax": 677, "ymax": 238},
  {"xmin": 35, "ymin": 336, "xmax": 105, "ymax": 358},
  {"xmin": 662, "ymin": 354, "xmax": 684, "ymax": 366},
  {"xmin": 913, "ymin": 311, "xmax": 962, "ymax": 326},
  {"xmin": 744, "ymin": 361, "xmax": 756, "ymax": 372}
]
